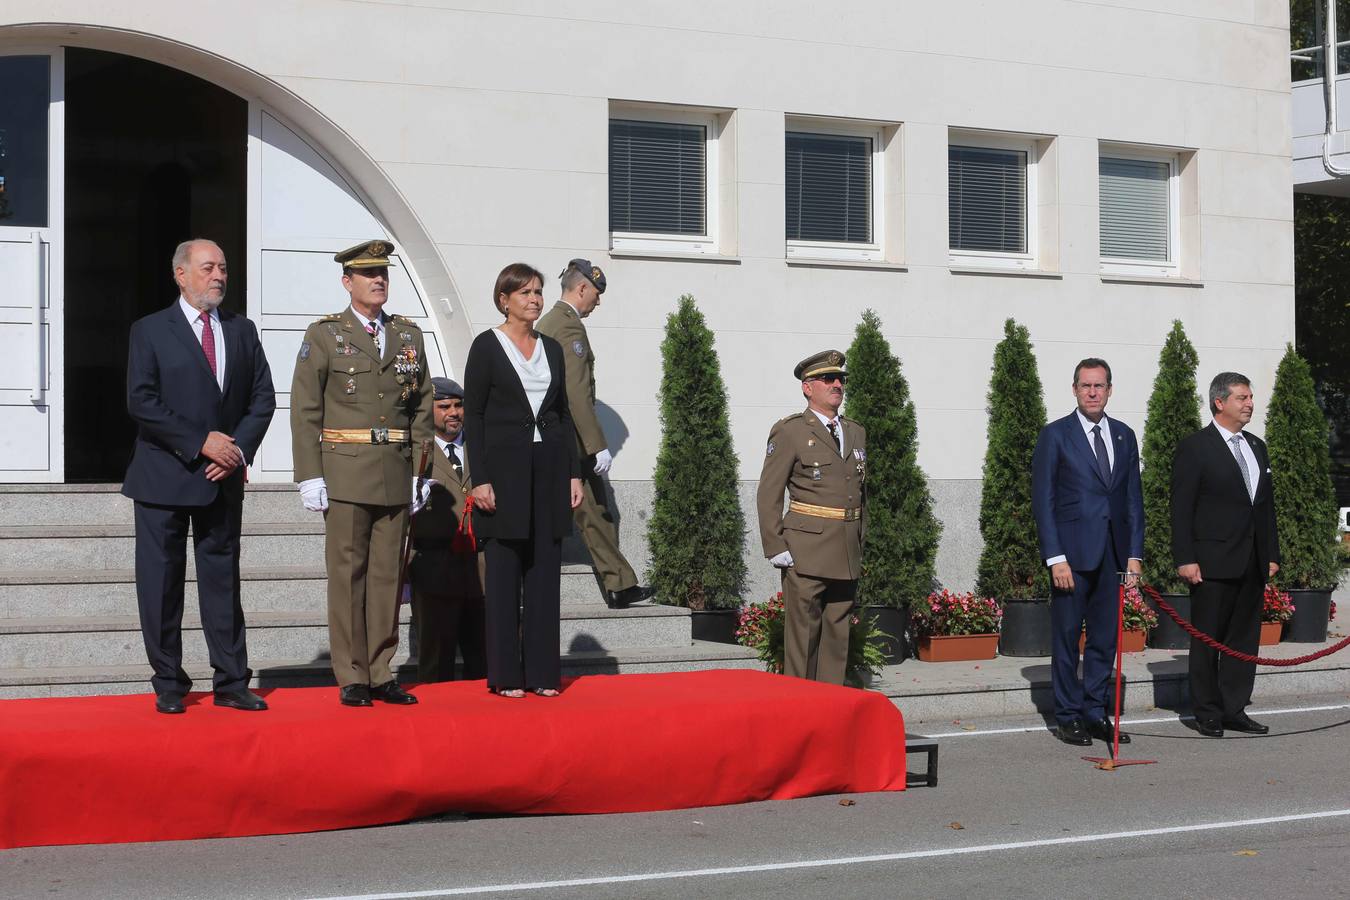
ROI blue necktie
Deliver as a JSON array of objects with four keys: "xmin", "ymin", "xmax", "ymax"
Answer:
[{"xmin": 1092, "ymin": 424, "xmax": 1111, "ymax": 483}]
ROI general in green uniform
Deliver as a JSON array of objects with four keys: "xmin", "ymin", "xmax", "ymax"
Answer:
[
  {"xmin": 409, "ymin": 377, "xmax": 487, "ymax": 683},
  {"xmin": 535, "ymin": 258, "xmax": 644, "ymax": 608},
  {"xmin": 291, "ymin": 240, "xmax": 434, "ymax": 707},
  {"xmin": 755, "ymin": 350, "xmax": 867, "ymax": 685}
]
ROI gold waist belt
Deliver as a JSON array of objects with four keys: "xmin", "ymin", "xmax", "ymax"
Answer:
[
  {"xmin": 789, "ymin": 500, "xmax": 861, "ymax": 521},
  {"xmin": 322, "ymin": 427, "xmax": 410, "ymax": 445}
]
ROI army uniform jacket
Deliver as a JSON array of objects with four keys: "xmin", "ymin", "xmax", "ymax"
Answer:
[
  {"xmin": 535, "ymin": 301, "xmax": 606, "ymax": 456},
  {"xmin": 756, "ymin": 410, "xmax": 867, "ymax": 581},
  {"xmin": 290, "ymin": 307, "xmax": 434, "ymax": 505},
  {"xmin": 409, "ymin": 439, "xmax": 485, "ymax": 599}
]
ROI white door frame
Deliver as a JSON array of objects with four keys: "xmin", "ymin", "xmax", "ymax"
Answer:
[{"xmin": 0, "ymin": 46, "xmax": 64, "ymax": 483}]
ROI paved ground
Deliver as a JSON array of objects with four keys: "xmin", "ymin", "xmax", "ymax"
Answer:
[{"xmin": 5, "ymin": 692, "xmax": 1348, "ymax": 900}]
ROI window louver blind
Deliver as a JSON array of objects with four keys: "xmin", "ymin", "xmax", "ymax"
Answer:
[
  {"xmin": 948, "ymin": 145, "xmax": 1027, "ymax": 254},
  {"xmin": 785, "ymin": 132, "xmax": 873, "ymax": 243},
  {"xmin": 609, "ymin": 119, "xmax": 706, "ymax": 235},
  {"xmin": 1099, "ymin": 157, "xmax": 1170, "ymax": 261}
]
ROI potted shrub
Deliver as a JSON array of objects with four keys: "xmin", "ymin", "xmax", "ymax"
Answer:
[
  {"xmin": 1141, "ymin": 321, "xmax": 1203, "ymax": 649},
  {"xmin": 976, "ymin": 319, "xmax": 1049, "ymax": 656},
  {"xmin": 1079, "ymin": 585, "xmax": 1156, "ymax": 653},
  {"xmin": 647, "ymin": 295, "xmax": 747, "ymax": 641},
  {"xmin": 1260, "ymin": 584, "xmax": 1294, "ymax": 646},
  {"xmin": 1266, "ymin": 345, "xmax": 1343, "ymax": 643},
  {"xmin": 736, "ymin": 592, "xmax": 888, "ymax": 688},
  {"xmin": 844, "ymin": 310, "xmax": 942, "ymax": 663},
  {"xmin": 911, "ymin": 589, "xmax": 1002, "ymax": 662}
]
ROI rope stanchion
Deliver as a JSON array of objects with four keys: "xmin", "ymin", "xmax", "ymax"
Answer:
[
  {"xmin": 1143, "ymin": 583, "xmax": 1350, "ymax": 667},
  {"xmin": 1083, "ymin": 575, "xmax": 1157, "ymax": 771}
]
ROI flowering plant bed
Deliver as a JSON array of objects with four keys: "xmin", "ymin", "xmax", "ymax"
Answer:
[
  {"xmin": 910, "ymin": 589, "xmax": 1001, "ymax": 637},
  {"xmin": 1122, "ymin": 585, "xmax": 1159, "ymax": 631},
  {"xmin": 736, "ymin": 592, "xmax": 887, "ymax": 687},
  {"xmin": 1262, "ymin": 584, "xmax": 1295, "ymax": 624}
]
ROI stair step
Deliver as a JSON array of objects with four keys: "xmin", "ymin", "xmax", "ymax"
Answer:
[
  {"xmin": 0, "ymin": 483, "xmax": 310, "ymax": 527},
  {"xmin": 0, "ymin": 642, "xmax": 760, "ymax": 698},
  {"xmin": 0, "ymin": 604, "xmax": 693, "ymax": 668}
]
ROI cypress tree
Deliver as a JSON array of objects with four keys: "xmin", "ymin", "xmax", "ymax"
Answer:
[
  {"xmin": 1140, "ymin": 320, "xmax": 1202, "ymax": 593},
  {"xmin": 647, "ymin": 295, "xmax": 747, "ymax": 609},
  {"xmin": 1266, "ymin": 344, "xmax": 1340, "ymax": 589},
  {"xmin": 844, "ymin": 309, "xmax": 941, "ymax": 607},
  {"xmin": 976, "ymin": 319, "xmax": 1048, "ymax": 600}
]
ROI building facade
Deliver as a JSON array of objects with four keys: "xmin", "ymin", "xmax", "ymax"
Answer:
[{"xmin": 0, "ymin": 1, "xmax": 1296, "ymax": 595}]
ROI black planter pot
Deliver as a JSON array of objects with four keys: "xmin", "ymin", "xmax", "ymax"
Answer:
[
  {"xmin": 1285, "ymin": 589, "xmax": 1333, "ymax": 643},
  {"xmin": 1146, "ymin": 593, "xmax": 1191, "ymax": 649},
  {"xmin": 863, "ymin": 605, "xmax": 909, "ymax": 664},
  {"xmin": 998, "ymin": 598, "xmax": 1052, "ymax": 657},
  {"xmin": 690, "ymin": 608, "xmax": 740, "ymax": 644}
]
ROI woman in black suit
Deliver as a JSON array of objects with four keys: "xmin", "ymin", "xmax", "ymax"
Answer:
[{"xmin": 463, "ymin": 263, "xmax": 583, "ymax": 698}]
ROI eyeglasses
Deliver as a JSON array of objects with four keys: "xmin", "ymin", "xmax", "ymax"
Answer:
[{"xmin": 811, "ymin": 374, "xmax": 847, "ymax": 385}]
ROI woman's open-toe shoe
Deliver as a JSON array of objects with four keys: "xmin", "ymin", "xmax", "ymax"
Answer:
[
  {"xmin": 492, "ymin": 688, "xmax": 526, "ymax": 699},
  {"xmin": 532, "ymin": 688, "xmax": 560, "ymax": 697}
]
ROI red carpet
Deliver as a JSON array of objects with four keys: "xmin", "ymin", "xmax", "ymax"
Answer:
[{"xmin": 0, "ymin": 670, "xmax": 906, "ymax": 849}]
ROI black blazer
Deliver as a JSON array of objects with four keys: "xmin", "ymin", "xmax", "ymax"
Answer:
[
  {"xmin": 463, "ymin": 328, "xmax": 579, "ymax": 541},
  {"xmin": 1170, "ymin": 423, "xmax": 1280, "ymax": 579},
  {"xmin": 121, "ymin": 303, "xmax": 276, "ymax": 507}
]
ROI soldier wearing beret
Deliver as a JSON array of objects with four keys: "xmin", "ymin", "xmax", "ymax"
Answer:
[
  {"xmin": 408, "ymin": 377, "xmax": 487, "ymax": 683},
  {"xmin": 291, "ymin": 239, "xmax": 434, "ymax": 707},
  {"xmin": 755, "ymin": 350, "xmax": 867, "ymax": 685},
  {"xmin": 535, "ymin": 259, "xmax": 646, "ymax": 608}
]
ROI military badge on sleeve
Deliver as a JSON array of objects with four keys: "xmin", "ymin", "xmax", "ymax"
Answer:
[
  {"xmin": 572, "ymin": 340, "xmax": 586, "ymax": 358},
  {"xmin": 298, "ymin": 341, "xmax": 310, "ymax": 361},
  {"xmin": 766, "ymin": 441, "xmax": 775, "ymax": 457}
]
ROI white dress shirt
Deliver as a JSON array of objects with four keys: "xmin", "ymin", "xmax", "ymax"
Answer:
[
  {"xmin": 179, "ymin": 296, "xmax": 225, "ymax": 390},
  {"xmin": 809, "ymin": 408, "xmax": 844, "ymax": 455},
  {"xmin": 492, "ymin": 328, "xmax": 550, "ymax": 442},
  {"xmin": 1214, "ymin": 420, "xmax": 1259, "ymax": 503},
  {"xmin": 349, "ymin": 306, "xmax": 384, "ymax": 356},
  {"xmin": 435, "ymin": 433, "xmax": 465, "ymax": 469}
]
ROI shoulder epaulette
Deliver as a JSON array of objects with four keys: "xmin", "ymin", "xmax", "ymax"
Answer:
[
  {"xmin": 317, "ymin": 313, "xmax": 343, "ymax": 322},
  {"xmin": 776, "ymin": 412, "xmax": 805, "ymax": 426},
  {"xmin": 390, "ymin": 314, "xmax": 419, "ymax": 326}
]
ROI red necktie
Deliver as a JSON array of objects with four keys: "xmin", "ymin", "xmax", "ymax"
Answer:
[{"xmin": 199, "ymin": 312, "xmax": 217, "ymax": 378}]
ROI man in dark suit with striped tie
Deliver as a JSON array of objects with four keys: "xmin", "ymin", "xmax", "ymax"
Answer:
[
  {"xmin": 1171, "ymin": 372, "xmax": 1281, "ymax": 738},
  {"xmin": 122, "ymin": 239, "xmax": 276, "ymax": 714}
]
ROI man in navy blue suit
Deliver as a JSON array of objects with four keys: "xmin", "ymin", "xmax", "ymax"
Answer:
[
  {"xmin": 1031, "ymin": 358, "xmax": 1144, "ymax": 746},
  {"xmin": 122, "ymin": 239, "xmax": 276, "ymax": 714}
]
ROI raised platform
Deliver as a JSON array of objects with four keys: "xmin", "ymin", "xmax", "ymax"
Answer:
[{"xmin": 0, "ymin": 669, "xmax": 906, "ymax": 849}]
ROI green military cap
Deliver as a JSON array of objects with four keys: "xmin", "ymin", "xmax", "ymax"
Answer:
[
  {"xmin": 334, "ymin": 239, "xmax": 397, "ymax": 270},
  {"xmin": 794, "ymin": 349, "xmax": 846, "ymax": 381}
]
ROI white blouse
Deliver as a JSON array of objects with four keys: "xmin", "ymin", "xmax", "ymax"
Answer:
[{"xmin": 491, "ymin": 327, "xmax": 551, "ymax": 443}]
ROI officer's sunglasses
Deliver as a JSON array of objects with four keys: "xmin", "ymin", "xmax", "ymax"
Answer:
[{"xmin": 811, "ymin": 374, "xmax": 847, "ymax": 385}]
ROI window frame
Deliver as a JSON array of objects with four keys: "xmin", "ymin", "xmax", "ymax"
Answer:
[
  {"xmin": 784, "ymin": 118, "xmax": 885, "ymax": 262},
  {"xmin": 608, "ymin": 104, "xmax": 720, "ymax": 255},
  {"xmin": 947, "ymin": 132, "xmax": 1039, "ymax": 271},
  {"xmin": 1098, "ymin": 146, "xmax": 1181, "ymax": 279}
]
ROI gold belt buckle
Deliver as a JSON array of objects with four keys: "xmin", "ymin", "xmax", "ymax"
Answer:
[{"xmin": 370, "ymin": 427, "xmax": 390, "ymax": 444}]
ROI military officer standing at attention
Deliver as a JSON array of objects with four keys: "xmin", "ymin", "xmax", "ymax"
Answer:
[
  {"xmin": 756, "ymin": 351, "xmax": 867, "ymax": 685},
  {"xmin": 535, "ymin": 259, "xmax": 646, "ymax": 609},
  {"xmin": 408, "ymin": 377, "xmax": 487, "ymax": 683},
  {"xmin": 291, "ymin": 240, "xmax": 434, "ymax": 707}
]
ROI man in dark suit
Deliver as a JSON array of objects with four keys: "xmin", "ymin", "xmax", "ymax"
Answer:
[
  {"xmin": 1171, "ymin": 372, "xmax": 1280, "ymax": 738},
  {"xmin": 1032, "ymin": 358, "xmax": 1144, "ymax": 747},
  {"xmin": 123, "ymin": 239, "xmax": 276, "ymax": 714}
]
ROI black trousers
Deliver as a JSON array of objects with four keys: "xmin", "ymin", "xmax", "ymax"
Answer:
[
  {"xmin": 133, "ymin": 494, "xmax": 248, "ymax": 695},
  {"xmin": 1188, "ymin": 551, "xmax": 1262, "ymax": 723},
  {"xmin": 483, "ymin": 443, "xmax": 562, "ymax": 691}
]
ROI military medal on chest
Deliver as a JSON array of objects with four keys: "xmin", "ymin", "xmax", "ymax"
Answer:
[
  {"xmin": 394, "ymin": 343, "xmax": 421, "ymax": 402},
  {"xmin": 853, "ymin": 447, "xmax": 866, "ymax": 478}
]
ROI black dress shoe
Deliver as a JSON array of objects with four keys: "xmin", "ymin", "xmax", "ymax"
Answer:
[
  {"xmin": 1195, "ymin": 719, "xmax": 1224, "ymax": 737},
  {"xmin": 370, "ymin": 681, "xmax": 418, "ymax": 705},
  {"xmin": 1056, "ymin": 719, "xmax": 1092, "ymax": 746},
  {"xmin": 1222, "ymin": 713, "xmax": 1269, "ymax": 734},
  {"xmin": 1086, "ymin": 718, "xmax": 1131, "ymax": 744},
  {"xmin": 155, "ymin": 691, "xmax": 186, "ymax": 715},
  {"xmin": 214, "ymin": 689, "xmax": 268, "ymax": 711},
  {"xmin": 340, "ymin": 684, "xmax": 373, "ymax": 707}
]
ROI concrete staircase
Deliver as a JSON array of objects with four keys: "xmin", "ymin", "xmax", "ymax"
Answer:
[{"xmin": 0, "ymin": 484, "xmax": 756, "ymax": 698}]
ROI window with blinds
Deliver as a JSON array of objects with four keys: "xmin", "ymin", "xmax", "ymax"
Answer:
[
  {"xmin": 609, "ymin": 119, "xmax": 707, "ymax": 236},
  {"xmin": 948, "ymin": 145, "xmax": 1028, "ymax": 255},
  {"xmin": 1099, "ymin": 156, "xmax": 1172, "ymax": 262},
  {"xmin": 785, "ymin": 131, "xmax": 873, "ymax": 244}
]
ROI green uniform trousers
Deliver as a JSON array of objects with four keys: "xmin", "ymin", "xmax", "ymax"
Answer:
[
  {"xmin": 324, "ymin": 499, "xmax": 407, "ymax": 687},
  {"xmin": 575, "ymin": 459, "xmax": 637, "ymax": 594},
  {"xmin": 782, "ymin": 567, "xmax": 856, "ymax": 685}
]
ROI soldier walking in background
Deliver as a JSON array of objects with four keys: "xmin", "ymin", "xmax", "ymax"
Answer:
[
  {"xmin": 536, "ymin": 259, "xmax": 646, "ymax": 609},
  {"xmin": 290, "ymin": 240, "xmax": 434, "ymax": 707},
  {"xmin": 756, "ymin": 351, "xmax": 867, "ymax": 685}
]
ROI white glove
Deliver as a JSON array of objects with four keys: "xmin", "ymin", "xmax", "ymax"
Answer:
[
  {"xmin": 410, "ymin": 477, "xmax": 435, "ymax": 515},
  {"xmin": 299, "ymin": 477, "xmax": 328, "ymax": 512},
  {"xmin": 770, "ymin": 550, "xmax": 794, "ymax": 568},
  {"xmin": 593, "ymin": 448, "xmax": 613, "ymax": 475}
]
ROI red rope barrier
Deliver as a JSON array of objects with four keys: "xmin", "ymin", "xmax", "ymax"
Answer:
[
  {"xmin": 1143, "ymin": 583, "xmax": 1350, "ymax": 666},
  {"xmin": 452, "ymin": 495, "xmax": 477, "ymax": 555}
]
